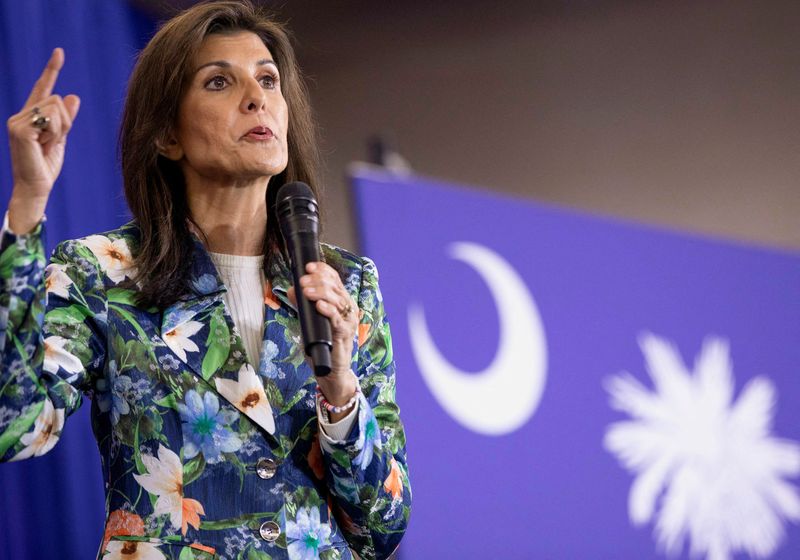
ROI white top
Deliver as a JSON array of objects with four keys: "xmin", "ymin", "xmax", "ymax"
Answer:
[
  {"xmin": 208, "ymin": 252, "xmax": 266, "ymax": 370},
  {"xmin": 208, "ymin": 251, "xmax": 357, "ymax": 441}
]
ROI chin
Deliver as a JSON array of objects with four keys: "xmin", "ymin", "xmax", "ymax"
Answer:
[
  {"xmin": 262, "ymin": 160, "xmax": 289, "ymax": 177},
  {"xmin": 233, "ymin": 159, "xmax": 287, "ymax": 180}
]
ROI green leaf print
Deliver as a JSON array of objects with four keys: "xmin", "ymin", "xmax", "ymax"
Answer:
[
  {"xmin": 0, "ymin": 399, "xmax": 44, "ymax": 456},
  {"xmin": 183, "ymin": 455, "xmax": 206, "ymax": 485},
  {"xmin": 202, "ymin": 307, "xmax": 229, "ymax": 380},
  {"xmin": 107, "ymin": 287, "xmax": 140, "ymax": 307},
  {"xmin": 45, "ymin": 305, "xmax": 91, "ymax": 326},
  {"xmin": 155, "ymin": 393, "xmax": 178, "ymax": 410},
  {"xmin": 246, "ymin": 548, "xmax": 273, "ymax": 560},
  {"xmin": 0, "ymin": 249, "xmax": 38, "ymax": 278}
]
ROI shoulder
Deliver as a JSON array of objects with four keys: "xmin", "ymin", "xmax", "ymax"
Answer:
[
  {"xmin": 321, "ymin": 242, "xmax": 372, "ymax": 273},
  {"xmin": 60, "ymin": 222, "xmax": 140, "ymax": 251},
  {"xmin": 51, "ymin": 222, "xmax": 140, "ymax": 285},
  {"xmin": 54, "ymin": 222, "xmax": 140, "ymax": 253}
]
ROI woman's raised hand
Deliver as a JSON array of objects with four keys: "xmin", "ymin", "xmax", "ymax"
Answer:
[{"xmin": 6, "ymin": 48, "xmax": 80, "ymax": 234}]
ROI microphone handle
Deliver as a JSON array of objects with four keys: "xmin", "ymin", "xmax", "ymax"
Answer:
[{"xmin": 287, "ymin": 229, "xmax": 333, "ymax": 376}]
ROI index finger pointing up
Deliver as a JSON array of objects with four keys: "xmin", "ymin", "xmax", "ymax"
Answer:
[{"xmin": 23, "ymin": 48, "xmax": 64, "ymax": 109}]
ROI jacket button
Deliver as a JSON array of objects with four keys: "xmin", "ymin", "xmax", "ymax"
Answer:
[
  {"xmin": 256, "ymin": 458, "xmax": 278, "ymax": 479},
  {"xmin": 259, "ymin": 521, "xmax": 281, "ymax": 542}
]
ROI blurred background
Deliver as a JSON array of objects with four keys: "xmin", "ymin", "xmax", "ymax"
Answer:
[{"xmin": 139, "ymin": 0, "xmax": 800, "ymax": 252}]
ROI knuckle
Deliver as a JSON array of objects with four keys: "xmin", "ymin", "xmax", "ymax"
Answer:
[
  {"xmin": 46, "ymin": 114, "xmax": 59, "ymax": 133},
  {"xmin": 8, "ymin": 118, "xmax": 26, "ymax": 137}
]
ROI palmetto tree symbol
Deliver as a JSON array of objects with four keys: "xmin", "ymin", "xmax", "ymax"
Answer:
[{"xmin": 604, "ymin": 333, "xmax": 800, "ymax": 560}]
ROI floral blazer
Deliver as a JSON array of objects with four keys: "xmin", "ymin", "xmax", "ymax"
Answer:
[{"xmin": 0, "ymin": 221, "xmax": 411, "ymax": 560}]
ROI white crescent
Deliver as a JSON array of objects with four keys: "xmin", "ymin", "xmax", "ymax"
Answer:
[{"xmin": 408, "ymin": 242, "xmax": 548, "ymax": 436}]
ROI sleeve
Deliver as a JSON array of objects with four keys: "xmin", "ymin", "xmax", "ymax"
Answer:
[
  {"xmin": 0, "ymin": 222, "xmax": 107, "ymax": 462},
  {"xmin": 318, "ymin": 256, "xmax": 412, "ymax": 560},
  {"xmin": 317, "ymin": 392, "xmax": 359, "ymax": 441}
]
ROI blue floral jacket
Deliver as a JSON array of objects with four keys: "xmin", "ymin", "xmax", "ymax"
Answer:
[{"xmin": 0, "ymin": 221, "xmax": 411, "ymax": 560}]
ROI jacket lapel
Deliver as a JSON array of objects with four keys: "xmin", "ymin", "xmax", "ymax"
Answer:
[
  {"xmin": 158, "ymin": 236, "xmax": 277, "ymax": 435},
  {"xmin": 259, "ymin": 257, "xmax": 318, "ymax": 417},
  {"xmin": 261, "ymin": 253, "xmax": 359, "ymax": 424}
]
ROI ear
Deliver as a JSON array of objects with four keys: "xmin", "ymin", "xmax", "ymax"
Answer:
[{"xmin": 155, "ymin": 135, "xmax": 183, "ymax": 161}]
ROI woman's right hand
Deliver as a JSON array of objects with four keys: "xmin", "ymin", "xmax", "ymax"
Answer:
[{"xmin": 6, "ymin": 48, "xmax": 80, "ymax": 234}]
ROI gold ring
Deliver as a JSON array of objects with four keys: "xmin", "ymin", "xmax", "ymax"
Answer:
[
  {"xmin": 338, "ymin": 301, "xmax": 353, "ymax": 319},
  {"xmin": 31, "ymin": 107, "xmax": 50, "ymax": 131}
]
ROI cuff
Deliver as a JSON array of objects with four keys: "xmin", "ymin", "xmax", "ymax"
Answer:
[
  {"xmin": 317, "ymin": 396, "xmax": 359, "ymax": 443},
  {"xmin": 1, "ymin": 210, "xmax": 46, "ymax": 238},
  {"xmin": 0, "ymin": 211, "xmax": 46, "ymax": 259}
]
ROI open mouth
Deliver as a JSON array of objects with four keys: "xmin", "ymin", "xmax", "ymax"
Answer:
[{"xmin": 244, "ymin": 126, "xmax": 274, "ymax": 141}]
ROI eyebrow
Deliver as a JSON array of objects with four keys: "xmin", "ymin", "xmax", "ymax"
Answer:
[{"xmin": 195, "ymin": 59, "xmax": 279, "ymax": 73}]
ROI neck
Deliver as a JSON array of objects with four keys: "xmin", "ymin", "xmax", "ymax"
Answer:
[{"xmin": 185, "ymin": 173, "xmax": 270, "ymax": 256}]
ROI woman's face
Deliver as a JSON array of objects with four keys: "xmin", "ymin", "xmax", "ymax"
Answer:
[{"xmin": 166, "ymin": 31, "xmax": 289, "ymax": 183}]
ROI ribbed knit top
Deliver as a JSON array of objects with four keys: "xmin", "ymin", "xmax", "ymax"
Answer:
[{"xmin": 208, "ymin": 251, "xmax": 266, "ymax": 371}]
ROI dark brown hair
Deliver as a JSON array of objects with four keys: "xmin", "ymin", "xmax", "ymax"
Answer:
[{"xmin": 120, "ymin": 0, "xmax": 321, "ymax": 308}]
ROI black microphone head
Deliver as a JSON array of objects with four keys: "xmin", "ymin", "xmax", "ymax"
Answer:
[
  {"xmin": 276, "ymin": 181, "xmax": 320, "ymax": 239},
  {"xmin": 276, "ymin": 182, "xmax": 317, "ymax": 215},
  {"xmin": 276, "ymin": 180, "xmax": 313, "ymax": 201}
]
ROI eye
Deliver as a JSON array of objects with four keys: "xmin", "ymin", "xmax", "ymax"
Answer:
[
  {"xmin": 205, "ymin": 75, "xmax": 228, "ymax": 90},
  {"xmin": 260, "ymin": 73, "xmax": 279, "ymax": 90}
]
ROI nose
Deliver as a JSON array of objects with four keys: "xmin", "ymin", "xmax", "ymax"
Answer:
[{"xmin": 240, "ymin": 77, "xmax": 266, "ymax": 113}]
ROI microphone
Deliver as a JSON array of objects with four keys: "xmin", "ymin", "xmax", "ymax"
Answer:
[{"xmin": 276, "ymin": 181, "xmax": 332, "ymax": 376}]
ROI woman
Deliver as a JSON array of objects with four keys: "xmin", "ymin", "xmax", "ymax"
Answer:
[{"xmin": 1, "ymin": 1, "xmax": 410, "ymax": 559}]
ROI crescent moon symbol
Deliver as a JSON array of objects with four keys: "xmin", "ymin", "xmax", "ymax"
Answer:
[{"xmin": 408, "ymin": 242, "xmax": 548, "ymax": 436}]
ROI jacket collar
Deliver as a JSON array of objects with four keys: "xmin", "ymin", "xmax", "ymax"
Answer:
[
  {"xmin": 265, "ymin": 251, "xmax": 297, "ymax": 314},
  {"xmin": 155, "ymin": 228, "xmax": 298, "ymax": 436}
]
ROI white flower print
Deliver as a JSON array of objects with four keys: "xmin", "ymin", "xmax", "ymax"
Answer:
[
  {"xmin": 163, "ymin": 321, "xmax": 203, "ymax": 362},
  {"xmin": 11, "ymin": 399, "xmax": 65, "ymax": 461},
  {"xmin": 104, "ymin": 540, "xmax": 166, "ymax": 560},
  {"xmin": 81, "ymin": 234, "xmax": 134, "ymax": 284},
  {"xmin": 214, "ymin": 363, "xmax": 275, "ymax": 434},
  {"xmin": 133, "ymin": 445, "xmax": 205, "ymax": 535},
  {"xmin": 44, "ymin": 262, "xmax": 73, "ymax": 300},
  {"xmin": 604, "ymin": 333, "xmax": 800, "ymax": 560},
  {"xmin": 43, "ymin": 335, "xmax": 83, "ymax": 381}
]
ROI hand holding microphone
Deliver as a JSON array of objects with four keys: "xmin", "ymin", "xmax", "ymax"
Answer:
[{"xmin": 276, "ymin": 183, "xmax": 359, "ymax": 405}]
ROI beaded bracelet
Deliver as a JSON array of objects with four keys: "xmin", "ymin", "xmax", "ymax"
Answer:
[{"xmin": 316, "ymin": 383, "xmax": 361, "ymax": 415}]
